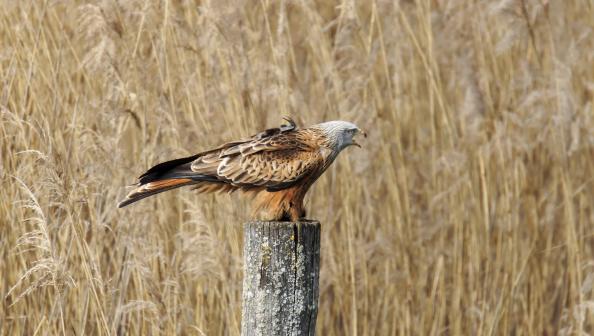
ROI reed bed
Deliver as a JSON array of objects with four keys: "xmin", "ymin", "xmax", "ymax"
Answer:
[{"xmin": 1, "ymin": 0, "xmax": 593, "ymax": 334}]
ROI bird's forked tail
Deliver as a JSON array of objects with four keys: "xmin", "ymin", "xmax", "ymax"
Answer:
[
  {"xmin": 117, "ymin": 178, "xmax": 196, "ymax": 208},
  {"xmin": 118, "ymin": 154, "xmax": 204, "ymax": 208}
]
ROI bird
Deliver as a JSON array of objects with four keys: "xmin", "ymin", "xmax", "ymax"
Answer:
[{"xmin": 118, "ymin": 118, "xmax": 366, "ymax": 221}]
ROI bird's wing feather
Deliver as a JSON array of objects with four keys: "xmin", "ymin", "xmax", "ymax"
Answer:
[
  {"xmin": 191, "ymin": 128, "xmax": 325, "ymax": 191},
  {"xmin": 227, "ymin": 148, "xmax": 323, "ymax": 189}
]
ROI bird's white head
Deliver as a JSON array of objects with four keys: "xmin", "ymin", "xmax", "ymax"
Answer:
[{"xmin": 315, "ymin": 120, "xmax": 367, "ymax": 150}]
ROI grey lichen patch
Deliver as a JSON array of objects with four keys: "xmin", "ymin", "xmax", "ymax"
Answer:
[{"xmin": 292, "ymin": 243, "xmax": 307, "ymax": 316}]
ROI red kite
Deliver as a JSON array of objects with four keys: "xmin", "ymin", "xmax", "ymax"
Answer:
[{"xmin": 118, "ymin": 118, "xmax": 366, "ymax": 221}]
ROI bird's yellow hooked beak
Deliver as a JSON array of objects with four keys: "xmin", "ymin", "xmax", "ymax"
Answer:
[{"xmin": 352, "ymin": 128, "xmax": 367, "ymax": 148}]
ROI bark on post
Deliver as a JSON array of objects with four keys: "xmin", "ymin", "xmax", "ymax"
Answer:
[{"xmin": 241, "ymin": 221, "xmax": 321, "ymax": 336}]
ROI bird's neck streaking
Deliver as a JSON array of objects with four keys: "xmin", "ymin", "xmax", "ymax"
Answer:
[
  {"xmin": 318, "ymin": 145, "xmax": 343, "ymax": 173},
  {"xmin": 321, "ymin": 133, "xmax": 350, "ymax": 153}
]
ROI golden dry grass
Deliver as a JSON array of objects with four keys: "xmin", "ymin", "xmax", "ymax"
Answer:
[{"xmin": 1, "ymin": 0, "xmax": 593, "ymax": 335}]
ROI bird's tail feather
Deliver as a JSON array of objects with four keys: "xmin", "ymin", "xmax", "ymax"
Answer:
[
  {"xmin": 118, "ymin": 178, "xmax": 196, "ymax": 208},
  {"xmin": 118, "ymin": 154, "xmax": 231, "ymax": 208}
]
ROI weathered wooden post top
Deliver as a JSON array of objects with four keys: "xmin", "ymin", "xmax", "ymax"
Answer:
[{"xmin": 241, "ymin": 220, "xmax": 321, "ymax": 336}]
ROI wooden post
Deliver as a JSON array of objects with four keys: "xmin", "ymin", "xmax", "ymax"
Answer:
[{"xmin": 241, "ymin": 221, "xmax": 321, "ymax": 336}]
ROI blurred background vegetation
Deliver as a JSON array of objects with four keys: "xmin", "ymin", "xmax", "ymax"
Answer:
[{"xmin": 1, "ymin": 0, "xmax": 593, "ymax": 334}]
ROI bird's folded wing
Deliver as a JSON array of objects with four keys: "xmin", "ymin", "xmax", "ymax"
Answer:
[{"xmin": 191, "ymin": 131, "xmax": 324, "ymax": 190}]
